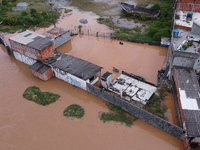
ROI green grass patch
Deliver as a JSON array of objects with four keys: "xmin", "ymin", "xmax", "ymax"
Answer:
[
  {"xmin": 97, "ymin": 17, "xmax": 118, "ymax": 30},
  {"xmin": 70, "ymin": 0, "xmax": 118, "ymax": 16},
  {"xmin": 133, "ymin": 25, "xmax": 141, "ymax": 32},
  {"xmin": 23, "ymin": 86, "xmax": 60, "ymax": 106},
  {"xmin": 100, "ymin": 103, "xmax": 137, "ymax": 127},
  {"xmin": 0, "ymin": 0, "xmax": 60, "ymax": 32},
  {"xmin": 63, "ymin": 104, "xmax": 85, "ymax": 119},
  {"xmin": 114, "ymin": 27, "xmax": 135, "ymax": 39},
  {"xmin": 143, "ymin": 88, "xmax": 167, "ymax": 119},
  {"xmin": 64, "ymin": 8, "xmax": 72, "ymax": 13}
]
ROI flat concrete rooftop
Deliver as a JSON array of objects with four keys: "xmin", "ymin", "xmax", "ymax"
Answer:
[
  {"xmin": 172, "ymin": 29, "xmax": 200, "ymax": 53},
  {"xmin": 175, "ymin": 10, "xmax": 200, "ymax": 28}
]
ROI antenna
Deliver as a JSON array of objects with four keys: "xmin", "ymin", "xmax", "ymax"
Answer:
[{"xmin": 48, "ymin": 0, "xmax": 56, "ymax": 28}]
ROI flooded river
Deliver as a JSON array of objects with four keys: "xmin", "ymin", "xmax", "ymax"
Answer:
[{"xmin": 0, "ymin": 4, "xmax": 185, "ymax": 150}]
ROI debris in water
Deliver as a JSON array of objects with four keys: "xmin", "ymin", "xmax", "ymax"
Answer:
[
  {"xmin": 113, "ymin": 67, "xmax": 119, "ymax": 72},
  {"xmin": 79, "ymin": 18, "xmax": 88, "ymax": 24},
  {"xmin": 119, "ymin": 42, "xmax": 123, "ymax": 45}
]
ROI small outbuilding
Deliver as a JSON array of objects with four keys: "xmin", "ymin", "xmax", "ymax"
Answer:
[
  {"xmin": 9, "ymin": 30, "xmax": 55, "ymax": 65},
  {"xmin": 43, "ymin": 27, "xmax": 71, "ymax": 48},
  {"xmin": 43, "ymin": 51, "xmax": 102, "ymax": 90},
  {"xmin": 30, "ymin": 61, "xmax": 53, "ymax": 81}
]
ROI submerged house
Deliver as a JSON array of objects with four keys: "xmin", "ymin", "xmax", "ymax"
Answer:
[
  {"xmin": 43, "ymin": 27, "xmax": 71, "ymax": 49},
  {"xmin": 101, "ymin": 71, "xmax": 157, "ymax": 106},
  {"xmin": 9, "ymin": 30, "xmax": 55, "ymax": 65},
  {"xmin": 30, "ymin": 61, "xmax": 53, "ymax": 81},
  {"xmin": 41, "ymin": 51, "xmax": 102, "ymax": 90}
]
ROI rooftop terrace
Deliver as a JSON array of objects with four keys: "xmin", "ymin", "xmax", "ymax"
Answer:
[
  {"xmin": 172, "ymin": 29, "xmax": 200, "ymax": 53},
  {"xmin": 175, "ymin": 10, "xmax": 200, "ymax": 29}
]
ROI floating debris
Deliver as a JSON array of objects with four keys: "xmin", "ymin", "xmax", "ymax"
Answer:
[
  {"xmin": 79, "ymin": 18, "xmax": 88, "ymax": 24},
  {"xmin": 113, "ymin": 67, "xmax": 119, "ymax": 72}
]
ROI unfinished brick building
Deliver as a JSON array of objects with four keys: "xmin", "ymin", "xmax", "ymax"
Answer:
[
  {"xmin": 9, "ymin": 30, "xmax": 55, "ymax": 65},
  {"xmin": 176, "ymin": 0, "xmax": 200, "ymax": 12}
]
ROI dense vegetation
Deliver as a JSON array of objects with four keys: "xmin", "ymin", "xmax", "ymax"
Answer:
[
  {"xmin": 100, "ymin": 103, "xmax": 137, "ymax": 126},
  {"xmin": 23, "ymin": 86, "xmax": 60, "ymax": 106},
  {"xmin": 63, "ymin": 104, "xmax": 85, "ymax": 118},
  {"xmin": 114, "ymin": 0, "xmax": 174, "ymax": 41},
  {"xmin": 0, "ymin": 0, "xmax": 59, "ymax": 32},
  {"xmin": 143, "ymin": 88, "xmax": 167, "ymax": 119}
]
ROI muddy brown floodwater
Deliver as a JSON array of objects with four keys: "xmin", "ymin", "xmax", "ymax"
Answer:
[{"xmin": 0, "ymin": 5, "xmax": 185, "ymax": 150}]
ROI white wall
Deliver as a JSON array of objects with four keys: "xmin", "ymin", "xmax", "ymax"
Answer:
[
  {"xmin": 13, "ymin": 51, "xmax": 36, "ymax": 65},
  {"xmin": 53, "ymin": 68, "xmax": 87, "ymax": 90}
]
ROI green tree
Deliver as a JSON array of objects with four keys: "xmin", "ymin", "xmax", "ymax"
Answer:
[
  {"xmin": 150, "ymin": 4, "xmax": 160, "ymax": 10},
  {"xmin": 2, "ymin": 0, "xmax": 8, "ymax": 5}
]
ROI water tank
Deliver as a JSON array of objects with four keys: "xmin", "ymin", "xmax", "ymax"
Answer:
[
  {"xmin": 173, "ymin": 29, "xmax": 179, "ymax": 38},
  {"xmin": 187, "ymin": 12, "xmax": 193, "ymax": 18}
]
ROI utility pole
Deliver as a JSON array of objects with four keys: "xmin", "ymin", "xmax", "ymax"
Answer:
[{"xmin": 48, "ymin": 0, "xmax": 56, "ymax": 28}]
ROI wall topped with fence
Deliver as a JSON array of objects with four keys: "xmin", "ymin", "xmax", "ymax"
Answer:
[
  {"xmin": 86, "ymin": 83, "xmax": 185, "ymax": 140},
  {"xmin": 69, "ymin": 29, "xmax": 160, "ymax": 46}
]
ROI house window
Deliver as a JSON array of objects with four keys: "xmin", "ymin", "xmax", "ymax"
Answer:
[{"xmin": 89, "ymin": 76, "xmax": 96, "ymax": 82}]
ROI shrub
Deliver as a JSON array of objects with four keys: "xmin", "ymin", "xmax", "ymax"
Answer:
[
  {"xmin": 21, "ymin": 11, "xmax": 28, "ymax": 16},
  {"xmin": 133, "ymin": 25, "xmax": 141, "ymax": 32},
  {"xmin": 63, "ymin": 104, "xmax": 85, "ymax": 118},
  {"xmin": 148, "ymin": 28, "xmax": 158, "ymax": 37},
  {"xmin": 152, "ymin": 27, "xmax": 170, "ymax": 41},
  {"xmin": 2, "ymin": 0, "xmax": 8, "ymax": 5},
  {"xmin": 23, "ymin": 86, "xmax": 60, "ymax": 105},
  {"xmin": 150, "ymin": 4, "xmax": 160, "ymax": 10}
]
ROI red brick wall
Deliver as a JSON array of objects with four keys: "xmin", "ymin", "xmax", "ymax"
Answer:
[
  {"xmin": 194, "ymin": 5, "xmax": 200, "ymax": 12},
  {"xmin": 31, "ymin": 68, "xmax": 53, "ymax": 81},
  {"xmin": 9, "ymin": 40, "xmax": 38, "ymax": 59},
  {"xmin": 38, "ymin": 43, "xmax": 55, "ymax": 60},
  {"xmin": 180, "ymin": 0, "xmax": 194, "ymax": 3},
  {"xmin": 174, "ymin": 24, "xmax": 192, "ymax": 31},
  {"xmin": 195, "ymin": 0, "xmax": 200, "ymax": 4},
  {"xmin": 9, "ymin": 40, "xmax": 55, "ymax": 61},
  {"xmin": 176, "ymin": 1, "xmax": 200, "ymax": 12},
  {"xmin": 176, "ymin": 3, "xmax": 193, "ymax": 11}
]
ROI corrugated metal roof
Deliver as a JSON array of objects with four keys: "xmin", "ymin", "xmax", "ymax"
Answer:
[
  {"xmin": 9, "ymin": 30, "xmax": 53, "ymax": 50},
  {"xmin": 30, "ymin": 61, "xmax": 50, "ymax": 74},
  {"xmin": 101, "ymin": 71, "xmax": 112, "ymax": 80},
  {"xmin": 43, "ymin": 51, "xmax": 102, "ymax": 80},
  {"xmin": 43, "ymin": 27, "xmax": 69, "ymax": 39},
  {"xmin": 174, "ymin": 67, "xmax": 200, "ymax": 137}
]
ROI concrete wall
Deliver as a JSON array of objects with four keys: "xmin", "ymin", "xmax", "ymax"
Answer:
[
  {"xmin": 54, "ymin": 31, "xmax": 71, "ymax": 48},
  {"xmin": 13, "ymin": 51, "xmax": 36, "ymax": 65},
  {"xmin": 173, "ymin": 56, "xmax": 195, "ymax": 68},
  {"xmin": 191, "ymin": 22, "xmax": 200, "ymax": 35},
  {"xmin": 86, "ymin": 83, "xmax": 185, "ymax": 140},
  {"xmin": 0, "ymin": 37, "xmax": 13, "ymax": 55},
  {"xmin": 167, "ymin": 38, "xmax": 199, "ymax": 79}
]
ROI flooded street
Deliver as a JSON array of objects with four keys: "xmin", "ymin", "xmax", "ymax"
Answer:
[
  {"xmin": 0, "ymin": 4, "xmax": 185, "ymax": 150},
  {"xmin": 0, "ymin": 44, "xmax": 183, "ymax": 150}
]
